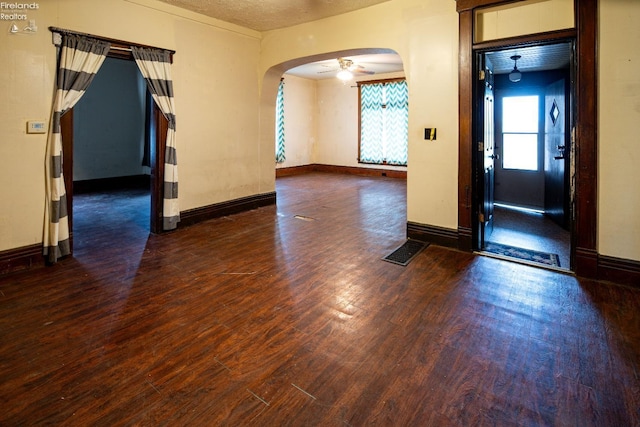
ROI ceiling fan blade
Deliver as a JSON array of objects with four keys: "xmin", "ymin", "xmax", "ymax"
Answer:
[{"xmin": 353, "ymin": 69, "xmax": 375, "ymax": 75}]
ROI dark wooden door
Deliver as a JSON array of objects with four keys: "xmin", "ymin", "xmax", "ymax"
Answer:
[
  {"xmin": 544, "ymin": 78, "xmax": 568, "ymax": 229},
  {"xmin": 477, "ymin": 55, "xmax": 495, "ymax": 248},
  {"xmin": 149, "ymin": 102, "xmax": 167, "ymax": 234},
  {"xmin": 61, "ymin": 110, "xmax": 74, "ymax": 254}
]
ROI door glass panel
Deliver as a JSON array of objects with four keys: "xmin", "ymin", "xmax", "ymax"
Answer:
[
  {"xmin": 503, "ymin": 96, "xmax": 538, "ymax": 132},
  {"xmin": 502, "ymin": 95, "xmax": 539, "ymax": 171},
  {"xmin": 503, "ymin": 133, "xmax": 538, "ymax": 170}
]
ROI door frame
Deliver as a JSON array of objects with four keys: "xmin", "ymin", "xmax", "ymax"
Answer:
[
  {"xmin": 60, "ymin": 45, "xmax": 170, "ymax": 253},
  {"xmin": 476, "ymin": 47, "xmax": 572, "ymax": 251},
  {"xmin": 457, "ymin": 0, "xmax": 597, "ymax": 277}
]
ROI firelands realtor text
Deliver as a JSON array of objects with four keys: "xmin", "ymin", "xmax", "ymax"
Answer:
[{"xmin": 1, "ymin": 2, "xmax": 39, "ymax": 20}]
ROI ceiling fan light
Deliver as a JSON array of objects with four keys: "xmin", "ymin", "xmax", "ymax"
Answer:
[{"xmin": 337, "ymin": 69, "xmax": 353, "ymax": 81}]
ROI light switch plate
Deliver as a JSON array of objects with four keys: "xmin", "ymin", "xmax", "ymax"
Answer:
[
  {"xmin": 424, "ymin": 128, "xmax": 437, "ymax": 140},
  {"xmin": 27, "ymin": 121, "xmax": 47, "ymax": 134}
]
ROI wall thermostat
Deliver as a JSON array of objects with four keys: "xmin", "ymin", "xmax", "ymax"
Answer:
[{"xmin": 27, "ymin": 121, "xmax": 47, "ymax": 134}]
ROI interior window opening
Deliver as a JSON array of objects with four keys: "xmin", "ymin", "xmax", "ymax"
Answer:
[{"xmin": 358, "ymin": 79, "xmax": 408, "ymax": 166}]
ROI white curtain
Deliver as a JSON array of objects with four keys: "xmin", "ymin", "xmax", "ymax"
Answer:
[
  {"xmin": 44, "ymin": 34, "xmax": 110, "ymax": 263},
  {"xmin": 131, "ymin": 47, "xmax": 179, "ymax": 230}
]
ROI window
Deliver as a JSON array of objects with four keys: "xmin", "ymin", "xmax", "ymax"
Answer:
[
  {"xmin": 275, "ymin": 79, "xmax": 285, "ymax": 163},
  {"xmin": 359, "ymin": 79, "xmax": 408, "ymax": 166},
  {"xmin": 502, "ymin": 95, "xmax": 538, "ymax": 171}
]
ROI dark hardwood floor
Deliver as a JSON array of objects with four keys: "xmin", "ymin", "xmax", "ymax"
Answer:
[{"xmin": 1, "ymin": 173, "xmax": 638, "ymax": 426}]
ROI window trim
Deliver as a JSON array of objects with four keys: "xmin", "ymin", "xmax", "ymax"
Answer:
[
  {"xmin": 357, "ymin": 77, "xmax": 408, "ymax": 166},
  {"xmin": 500, "ymin": 94, "xmax": 540, "ymax": 171}
]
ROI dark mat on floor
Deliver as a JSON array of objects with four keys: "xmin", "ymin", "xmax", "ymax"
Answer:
[
  {"xmin": 383, "ymin": 240, "xmax": 428, "ymax": 266},
  {"xmin": 484, "ymin": 242, "xmax": 560, "ymax": 267}
]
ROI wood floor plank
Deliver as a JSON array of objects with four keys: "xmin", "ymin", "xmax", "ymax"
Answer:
[{"xmin": 1, "ymin": 173, "xmax": 639, "ymax": 425}]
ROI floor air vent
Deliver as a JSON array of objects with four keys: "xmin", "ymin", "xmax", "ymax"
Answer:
[{"xmin": 383, "ymin": 240, "xmax": 428, "ymax": 266}]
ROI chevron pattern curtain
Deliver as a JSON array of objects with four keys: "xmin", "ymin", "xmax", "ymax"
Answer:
[
  {"xmin": 44, "ymin": 34, "xmax": 111, "ymax": 263},
  {"xmin": 359, "ymin": 80, "xmax": 408, "ymax": 165},
  {"xmin": 360, "ymin": 83, "xmax": 384, "ymax": 164},
  {"xmin": 275, "ymin": 79, "xmax": 286, "ymax": 163},
  {"xmin": 384, "ymin": 80, "xmax": 409, "ymax": 165},
  {"xmin": 132, "ymin": 47, "xmax": 180, "ymax": 231}
]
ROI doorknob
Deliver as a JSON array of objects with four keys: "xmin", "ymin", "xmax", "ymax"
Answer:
[{"xmin": 489, "ymin": 154, "xmax": 499, "ymax": 160}]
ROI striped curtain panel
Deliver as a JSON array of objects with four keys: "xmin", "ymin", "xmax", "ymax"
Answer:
[
  {"xmin": 44, "ymin": 34, "xmax": 111, "ymax": 263},
  {"xmin": 275, "ymin": 80, "xmax": 286, "ymax": 163},
  {"xmin": 132, "ymin": 47, "xmax": 180, "ymax": 231},
  {"xmin": 384, "ymin": 80, "xmax": 409, "ymax": 165}
]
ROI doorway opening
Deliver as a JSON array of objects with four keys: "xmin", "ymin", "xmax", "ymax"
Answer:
[
  {"xmin": 457, "ymin": 0, "xmax": 597, "ymax": 277},
  {"xmin": 475, "ymin": 41, "xmax": 574, "ymax": 271},
  {"xmin": 268, "ymin": 49, "xmax": 407, "ymax": 229},
  {"xmin": 71, "ymin": 56, "xmax": 151, "ymax": 255},
  {"xmin": 271, "ymin": 49, "xmax": 405, "ymax": 176},
  {"xmin": 60, "ymin": 45, "xmax": 170, "ymax": 256}
]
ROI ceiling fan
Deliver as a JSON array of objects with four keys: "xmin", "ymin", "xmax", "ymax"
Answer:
[{"xmin": 319, "ymin": 57, "xmax": 375, "ymax": 80}]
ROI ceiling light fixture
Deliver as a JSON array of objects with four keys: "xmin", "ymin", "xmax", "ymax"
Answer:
[
  {"xmin": 337, "ymin": 69, "xmax": 353, "ymax": 81},
  {"xmin": 336, "ymin": 57, "xmax": 354, "ymax": 82},
  {"xmin": 509, "ymin": 55, "xmax": 522, "ymax": 83}
]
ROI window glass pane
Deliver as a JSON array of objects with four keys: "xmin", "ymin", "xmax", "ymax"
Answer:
[
  {"xmin": 503, "ymin": 96, "xmax": 538, "ymax": 132},
  {"xmin": 360, "ymin": 83, "xmax": 384, "ymax": 163},
  {"xmin": 383, "ymin": 80, "xmax": 408, "ymax": 165},
  {"xmin": 503, "ymin": 133, "xmax": 537, "ymax": 170},
  {"xmin": 359, "ymin": 80, "xmax": 408, "ymax": 165}
]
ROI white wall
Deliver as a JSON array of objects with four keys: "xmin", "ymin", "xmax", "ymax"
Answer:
[
  {"xmin": 172, "ymin": 17, "xmax": 261, "ymax": 206},
  {"xmin": 315, "ymin": 78, "xmax": 357, "ymax": 167},
  {"xmin": 74, "ymin": 57, "xmax": 147, "ymax": 181},
  {"xmin": 475, "ymin": 0, "xmax": 574, "ymax": 42},
  {"xmin": 276, "ymin": 75, "xmax": 316, "ymax": 168},
  {"xmin": 598, "ymin": 0, "xmax": 640, "ymax": 261}
]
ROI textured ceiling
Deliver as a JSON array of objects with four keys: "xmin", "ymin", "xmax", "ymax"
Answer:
[
  {"xmin": 486, "ymin": 42, "xmax": 572, "ymax": 74},
  {"xmin": 155, "ymin": 0, "xmax": 391, "ymax": 31}
]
